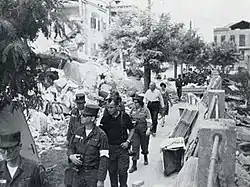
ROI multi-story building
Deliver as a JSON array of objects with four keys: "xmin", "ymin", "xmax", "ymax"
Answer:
[
  {"xmin": 213, "ymin": 20, "xmax": 250, "ymax": 71},
  {"xmin": 62, "ymin": 0, "xmax": 110, "ymax": 58}
]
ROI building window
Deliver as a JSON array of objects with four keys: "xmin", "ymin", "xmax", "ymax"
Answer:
[
  {"xmin": 239, "ymin": 34, "xmax": 246, "ymax": 46},
  {"xmin": 214, "ymin": 36, "xmax": 217, "ymax": 43},
  {"xmin": 91, "ymin": 17, "xmax": 97, "ymax": 29},
  {"xmin": 91, "ymin": 43, "xmax": 97, "ymax": 56},
  {"xmin": 230, "ymin": 35, "xmax": 235, "ymax": 43},
  {"xmin": 221, "ymin": 35, "xmax": 226, "ymax": 43},
  {"xmin": 98, "ymin": 20, "xmax": 101, "ymax": 31}
]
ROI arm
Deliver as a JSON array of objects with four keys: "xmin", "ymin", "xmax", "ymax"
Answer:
[
  {"xmin": 165, "ymin": 91, "xmax": 173, "ymax": 106},
  {"xmin": 158, "ymin": 90, "xmax": 165, "ymax": 108},
  {"xmin": 34, "ymin": 164, "xmax": 50, "ymax": 187},
  {"xmin": 143, "ymin": 90, "xmax": 149, "ymax": 106},
  {"xmin": 97, "ymin": 132, "xmax": 109, "ymax": 185},
  {"xmin": 145, "ymin": 107, "xmax": 152, "ymax": 129},
  {"xmin": 66, "ymin": 117, "xmax": 74, "ymax": 143}
]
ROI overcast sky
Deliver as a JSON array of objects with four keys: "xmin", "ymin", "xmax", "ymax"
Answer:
[{"xmin": 126, "ymin": 0, "xmax": 250, "ymax": 42}]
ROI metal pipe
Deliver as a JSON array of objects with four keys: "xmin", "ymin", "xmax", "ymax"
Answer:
[
  {"xmin": 215, "ymin": 95, "xmax": 219, "ymax": 119},
  {"xmin": 207, "ymin": 134, "xmax": 220, "ymax": 187}
]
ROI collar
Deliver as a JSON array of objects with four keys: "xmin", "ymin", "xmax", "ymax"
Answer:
[
  {"xmin": 112, "ymin": 111, "xmax": 120, "ymax": 119},
  {"xmin": 0, "ymin": 156, "xmax": 24, "ymax": 173}
]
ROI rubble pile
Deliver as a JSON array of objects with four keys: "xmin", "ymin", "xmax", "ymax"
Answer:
[{"xmin": 223, "ymin": 87, "xmax": 250, "ymax": 186}]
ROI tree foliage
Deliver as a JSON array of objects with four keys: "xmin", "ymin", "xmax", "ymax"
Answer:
[
  {"xmin": 209, "ymin": 41, "xmax": 240, "ymax": 75},
  {"xmin": 0, "ymin": 0, "xmax": 75, "ymax": 110}
]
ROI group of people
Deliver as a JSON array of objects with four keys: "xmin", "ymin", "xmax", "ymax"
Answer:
[
  {"xmin": 64, "ymin": 81, "xmax": 173, "ymax": 187},
  {"xmin": 0, "ymin": 81, "xmax": 173, "ymax": 187}
]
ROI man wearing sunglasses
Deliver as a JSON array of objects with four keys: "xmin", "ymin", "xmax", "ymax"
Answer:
[
  {"xmin": 65, "ymin": 104, "xmax": 109, "ymax": 187},
  {"xmin": 66, "ymin": 92, "xmax": 86, "ymax": 145},
  {"xmin": 0, "ymin": 129, "xmax": 49, "ymax": 187}
]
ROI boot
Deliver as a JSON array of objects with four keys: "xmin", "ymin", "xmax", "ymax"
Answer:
[
  {"xmin": 144, "ymin": 155, "xmax": 148, "ymax": 165},
  {"xmin": 129, "ymin": 160, "xmax": 137, "ymax": 173}
]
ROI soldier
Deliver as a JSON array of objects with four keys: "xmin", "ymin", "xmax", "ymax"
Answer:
[
  {"xmin": 0, "ymin": 129, "xmax": 49, "ymax": 187},
  {"xmin": 129, "ymin": 94, "xmax": 152, "ymax": 173},
  {"xmin": 66, "ymin": 92, "xmax": 86, "ymax": 144},
  {"xmin": 65, "ymin": 104, "xmax": 109, "ymax": 187}
]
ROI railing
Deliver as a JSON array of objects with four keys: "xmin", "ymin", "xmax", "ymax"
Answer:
[{"xmin": 207, "ymin": 94, "xmax": 220, "ymax": 187}]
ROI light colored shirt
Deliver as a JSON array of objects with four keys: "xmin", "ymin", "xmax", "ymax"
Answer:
[
  {"xmin": 144, "ymin": 89, "xmax": 165, "ymax": 108},
  {"xmin": 7, "ymin": 165, "xmax": 18, "ymax": 178}
]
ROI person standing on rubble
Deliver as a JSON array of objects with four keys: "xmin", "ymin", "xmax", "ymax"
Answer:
[
  {"xmin": 100, "ymin": 97, "xmax": 135, "ymax": 187},
  {"xmin": 66, "ymin": 92, "xmax": 86, "ymax": 144},
  {"xmin": 128, "ymin": 94, "xmax": 152, "ymax": 173},
  {"xmin": 159, "ymin": 82, "xmax": 173, "ymax": 127},
  {"xmin": 65, "ymin": 104, "xmax": 109, "ymax": 187},
  {"xmin": 0, "ymin": 127, "xmax": 49, "ymax": 186},
  {"xmin": 144, "ymin": 82, "xmax": 165, "ymax": 137}
]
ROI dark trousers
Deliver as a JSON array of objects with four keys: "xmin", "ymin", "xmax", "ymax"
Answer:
[
  {"xmin": 72, "ymin": 169, "xmax": 98, "ymax": 187},
  {"xmin": 132, "ymin": 124, "xmax": 149, "ymax": 160},
  {"xmin": 109, "ymin": 145, "xmax": 129, "ymax": 187},
  {"xmin": 147, "ymin": 101, "xmax": 160, "ymax": 133},
  {"xmin": 177, "ymin": 87, "xmax": 182, "ymax": 100}
]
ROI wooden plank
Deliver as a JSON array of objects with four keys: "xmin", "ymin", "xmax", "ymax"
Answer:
[{"xmin": 170, "ymin": 109, "xmax": 199, "ymax": 139}]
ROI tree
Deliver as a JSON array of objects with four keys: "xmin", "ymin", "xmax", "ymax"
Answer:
[
  {"xmin": 100, "ymin": 12, "xmax": 184, "ymax": 91},
  {"xmin": 0, "ymin": 0, "xmax": 78, "ymax": 111},
  {"xmin": 209, "ymin": 41, "xmax": 240, "ymax": 77}
]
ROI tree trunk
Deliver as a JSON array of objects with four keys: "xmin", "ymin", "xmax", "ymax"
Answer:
[
  {"xmin": 174, "ymin": 61, "xmax": 178, "ymax": 78},
  {"xmin": 144, "ymin": 63, "xmax": 151, "ymax": 92}
]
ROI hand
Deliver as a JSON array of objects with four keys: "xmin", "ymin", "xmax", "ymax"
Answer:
[
  {"xmin": 146, "ymin": 129, "xmax": 151, "ymax": 136},
  {"xmin": 69, "ymin": 154, "xmax": 83, "ymax": 166},
  {"xmin": 97, "ymin": 180, "xmax": 104, "ymax": 187},
  {"xmin": 120, "ymin": 141, "xmax": 130, "ymax": 149}
]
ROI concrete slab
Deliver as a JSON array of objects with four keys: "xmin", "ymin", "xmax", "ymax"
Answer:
[{"xmin": 104, "ymin": 102, "xmax": 186, "ymax": 187}]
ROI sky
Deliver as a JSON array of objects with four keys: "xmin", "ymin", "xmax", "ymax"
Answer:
[{"xmin": 125, "ymin": 0, "xmax": 250, "ymax": 42}]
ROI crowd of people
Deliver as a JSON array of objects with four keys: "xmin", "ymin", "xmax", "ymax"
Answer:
[{"xmin": 0, "ymin": 80, "xmax": 175, "ymax": 187}]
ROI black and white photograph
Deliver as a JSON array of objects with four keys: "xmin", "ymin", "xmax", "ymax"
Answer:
[{"xmin": 0, "ymin": 0, "xmax": 250, "ymax": 186}]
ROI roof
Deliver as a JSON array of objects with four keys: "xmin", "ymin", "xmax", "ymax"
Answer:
[{"xmin": 229, "ymin": 20, "xmax": 250, "ymax": 30}]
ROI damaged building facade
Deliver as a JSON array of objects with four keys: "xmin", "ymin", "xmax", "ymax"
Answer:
[{"xmin": 214, "ymin": 20, "xmax": 250, "ymax": 72}]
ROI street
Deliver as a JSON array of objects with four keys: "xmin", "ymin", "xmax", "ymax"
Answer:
[{"xmin": 104, "ymin": 102, "xmax": 184, "ymax": 187}]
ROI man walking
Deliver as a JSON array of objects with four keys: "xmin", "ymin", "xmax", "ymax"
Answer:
[
  {"xmin": 0, "ymin": 127, "xmax": 49, "ymax": 186},
  {"xmin": 175, "ymin": 74, "xmax": 184, "ymax": 101},
  {"xmin": 66, "ymin": 92, "xmax": 86, "ymax": 144},
  {"xmin": 100, "ymin": 97, "xmax": 135, "ymax": 187},
  {"xmin": 66, "ymin": 104, "xmax": 109, "ymax": 187},
  {"xmin": 144, "ymin": 82, "xmax": 164, "ymax": 136}
]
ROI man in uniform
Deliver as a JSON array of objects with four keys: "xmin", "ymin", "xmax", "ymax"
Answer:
[
  {"xmin": 100, "ymin": 97, "xmax": 135, "ymax": 187},
  {"xmin": 0, "ymin": 128, "xmax": 49, "ymax": 186},
  {"xmin": 65, "ymin": 104, "xmax": 109, "ymax": 187},
  {"xmin": 66, "ymin": 92, "xmax": 86, "ymax": 144}
]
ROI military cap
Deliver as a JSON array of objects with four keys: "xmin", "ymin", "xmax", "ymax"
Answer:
[
  {"xmin": 0, "ymin": 106, "xmax": 21, "ymax": 148},
  {"xmin": 0, "ymin": 131, "xmax": 21, "ymax": 148},
  {"xmin": 81, "ymin": 104, "xmax": 100, "ymax": 117},
  {"xmin": 75, "ymin": 93, "xmax": 86, "ymax": 103}
]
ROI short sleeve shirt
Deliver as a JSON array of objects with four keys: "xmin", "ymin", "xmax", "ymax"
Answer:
[{"xmin": 100, "ymin": 112, "xmax": 133, "ymax": 145}]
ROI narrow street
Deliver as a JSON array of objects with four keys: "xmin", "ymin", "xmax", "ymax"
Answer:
[{"xmin": 104, "ymin": 102, "xmax": 184, "ymax": 187}]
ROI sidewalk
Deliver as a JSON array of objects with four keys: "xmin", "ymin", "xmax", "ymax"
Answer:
[{"xmin": 104, "ymin": 102, "xmax": 185, "ymax": 187}]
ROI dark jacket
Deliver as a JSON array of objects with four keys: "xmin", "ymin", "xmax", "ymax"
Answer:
[
  {"xmin": 67, "ymin": 126, "xmax": 109, "ymax": 182},
  {"xmin": 0, "ymin": 157, "xmax": 49, "ymax": 187},
  {"xmin": 67, "ymin": 108, "xmax": 81, "ymax": 142}
]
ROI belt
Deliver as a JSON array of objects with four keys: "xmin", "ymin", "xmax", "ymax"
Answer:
[
  {"xmin": 148, "ymin": 101, "xmax": 160, "ymax": 103},
  {"xmin": 80, "ymin": 165, "xmax": 98, "ymax": 170}
]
